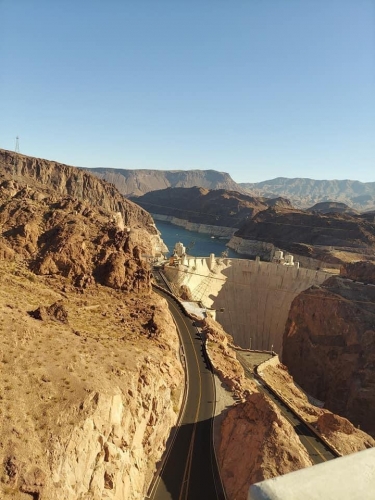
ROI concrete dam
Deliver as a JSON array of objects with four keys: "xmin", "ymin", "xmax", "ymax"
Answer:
[{"xmin": 163, "ymin": 255, "xmax": 332, "ymax": 354}]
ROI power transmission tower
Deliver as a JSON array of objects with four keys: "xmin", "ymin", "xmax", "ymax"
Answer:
[{"xmin": 15, "ymin": 136, "xmax": 20, "ymax": 153}]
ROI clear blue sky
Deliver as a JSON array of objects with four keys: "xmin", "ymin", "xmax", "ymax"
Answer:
[{"xmin": 0, "ymin": 0, "xmax": 374, "ymax": 183}]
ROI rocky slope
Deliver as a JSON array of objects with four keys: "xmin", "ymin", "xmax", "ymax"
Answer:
[
  {"xmin": 202, "ymin": 319, "xmax": 313, "ymax": 499},
  {"xmin": 0, "ymin": 149, "xmax": 154, "ymax": 230},
  {"xmin": 308, "ymin": 201, "xmax": 359, "ymax": 215},
  {"xmin": 231, "ymin": 206, "xmax": 375, "ymax": 264},
  {"xmin": 0, "ymin": 181, "xmax": 154, "ymax": 290},
  {"xmin": 201, "ymin": 318, "xmax": 374, "ymax": 499},
  {"xmin": 0, "ymin": 260, "xmax": 183, "ymax": 500},
  {"xmin": 258, "ymin": 358, "xmax": 375, "ymax": 455},
  {"xmin": 132, "ymin": 186, "xmax": 292, "ymax": 228},
  {"xmin": 283, "ymin": 275, "xmax": 375, "ymax": 437},
  {"xmin": 0, "ymin": 155, "xmax": 184, "ymax": 499},
  {"xmin": 85, "ymin": 167, "xmax": 244, "ymax": 197},
  {"xmin": 341, "ymin": 260, "xmax": 375, "ymax": 284}
]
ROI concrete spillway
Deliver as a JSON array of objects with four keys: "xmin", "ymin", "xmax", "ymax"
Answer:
[{"xmin": 164, "ymin": 256, "xmax": 331, "ymax": 354}]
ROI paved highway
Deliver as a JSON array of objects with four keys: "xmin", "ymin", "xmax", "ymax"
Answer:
[
  {"xmin": 148, "ymin": 286, "xmax": 226, "ymax": 500},
  {"xmin": 236, "ymin": 352, "xmax": 337, "ymax": 464}
]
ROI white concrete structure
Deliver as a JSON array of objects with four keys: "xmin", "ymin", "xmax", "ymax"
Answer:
[
  {"xmin": 274, "ymin": 250, "xmax": 284, "ymax": 261},
  {"xmin": 284, "ymin": 254, "xmax": 294, "ymax": 266},
  {"xmin": 248, "ymin": 448, "xmax": 375, "ymax": 500},
  {"xmin": 173, "ymin": 241, "xmax": 186, "ymax": 257},
  {"xmin": 163, "ymin": 256, "xmax": 332, "ymax": 353}
]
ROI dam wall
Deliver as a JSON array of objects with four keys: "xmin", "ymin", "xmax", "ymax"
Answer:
[
  {"xmin": 227, "ymin": 236, "xmax": 341, "ymax": 271},
  {"xmin": 164, "ymin": 257, "xmax": 331, "ymax": 354}
]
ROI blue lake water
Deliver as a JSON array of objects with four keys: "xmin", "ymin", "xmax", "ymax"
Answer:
[{"xmin": 155, "ymin": 221, "xmax": 240, "ymax": 258}]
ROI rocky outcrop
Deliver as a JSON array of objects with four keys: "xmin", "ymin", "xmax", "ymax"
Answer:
[
  {"xmin": 219, "ymin": 394, "xmax": 313, "ymax": 499},
  {"xmin": 258, "ymin": 358, "xmax": 375, "ymax": 455},
  {"xmin": 283, "ymin": 276, "xmax": 375, "ymax": 436},
  {"xmin": 86, "ymin": 167, "xmax": 244, "ymax": 197},
  {"xmin": 0, "ymin": 149, "xmax": 155, "ymax": 230},
  {"xmin": 204, "ymin": 317, "xmax": 374, "ymax": 499},
  {"xmin": 341, "ymin": 260, "xmax": 375, "ymax": 285},
  {"xmin": 308, "ymin": 201, "xmax": 359, "ymax": 215},
  {"xmin": 241, "ymin": 177, "xmax": 375, "ymax": 212},
  {"xmin": 0, "ymin": 181, "xmax": 153, "ymax": 291}
]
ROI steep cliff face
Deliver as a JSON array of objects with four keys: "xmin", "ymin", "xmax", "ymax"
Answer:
[
  {"xmin": 219, "ymin": 394, "xmax": 313, "ymax": 499},
  {"xmin": 0, "ymin": 157, "xmax": 183, "ymax": 499},
  {"xmin": 0, "ymin": 149, "xmax": 155, "ymax": 230},
  {"xmin": 283, "ymin": 276, "xmax": 375, "ymax": 436},
  {"xmin": 86, "ymin": 167, "xmax": 244, "ymax": 197},
  {"xmin": 0, "ymin": 264, "xmax": 183, "ymax": 499}
]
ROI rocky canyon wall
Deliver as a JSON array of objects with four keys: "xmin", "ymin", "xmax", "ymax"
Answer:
[
  {"xmin": 0, "ymin": 149, "xmax": 155, "ymax": 230},
  {"xmin": 283, "ymin": 276, "xmax": 375, "ymax": 437},
  {"xmin": 0, "ymin": 155, "xmax": 183, "ymax": 499}
]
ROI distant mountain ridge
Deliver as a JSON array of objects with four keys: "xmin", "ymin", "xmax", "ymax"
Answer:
[
  {"xmin": 85, "ymin": 167, "xmax": 244, "ymax": 197},
  {"xmin": 86, "ymin": 168, "xmax": 375, "ymax": 212},
  {"xmin": 240, "ymin": 177, "xmax": 375, "ymax": 212}
]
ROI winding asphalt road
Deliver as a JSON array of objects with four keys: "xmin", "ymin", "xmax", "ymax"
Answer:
[{"xmin": 148, "ymin": 287, "xmax": 226, "ymax": 500}]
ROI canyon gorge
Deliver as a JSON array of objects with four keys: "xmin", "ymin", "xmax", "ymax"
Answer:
[{"xmin": 1, "ymin": 149, "xmax": 374, "ymax": 500}]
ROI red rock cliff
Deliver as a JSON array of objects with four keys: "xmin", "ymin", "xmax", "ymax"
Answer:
[{"xmin": 283, "ymin": 276, "xmax": 375, "ymax": 436}]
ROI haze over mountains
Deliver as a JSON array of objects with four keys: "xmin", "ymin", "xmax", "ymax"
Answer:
[{"xmin": 86, "ymin": 167, "xmax": 375, "ymax": 213}]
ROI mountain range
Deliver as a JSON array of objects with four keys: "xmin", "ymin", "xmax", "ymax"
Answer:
[{"xmin": 85, "ymin": 168, "xmax": 375, "ymax": 212}]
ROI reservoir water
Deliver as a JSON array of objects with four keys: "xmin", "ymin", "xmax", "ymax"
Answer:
[{"xmin": 155, "ymin": 221, "xmax": 240, "ymax": 258}]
